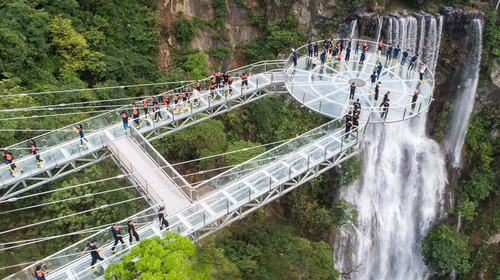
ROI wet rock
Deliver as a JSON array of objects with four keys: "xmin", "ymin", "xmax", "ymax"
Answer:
[{"xmin": 439, "ymin": 6, "xmax": 484, "ymax": 24}]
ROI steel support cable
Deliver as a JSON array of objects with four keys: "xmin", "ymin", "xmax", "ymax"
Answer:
[
  {"xmin": 0, "ymin": 185, "xmax": 136, "ymax": 215},
  {"xmin": 0, "ymin": 205, "xmax": 164, "ymax": 247},
  {"xmin": 0, "ymin": 220, "xmax": 157, "ymax": 251},
  {"xmin": 0, "ymin": 80, "xmax": 193, "ymax": 98},
  {"xmin": 0, "ymin": 196, "xmax": 147, "ymax": 236},
  {"xmin": 0, "ymin": 104, "xmax": 125, "ymax": 112},
  {"xmin": 2, "ymin": 129, "xmax": 331, "ymax": 203},
  {"xmin": 0, "ymin": 95, "xmax": 168, "ymax": 112},
  {"xmin": 0, "ymin": 109, "xmax": 114, "ymax": 121}
]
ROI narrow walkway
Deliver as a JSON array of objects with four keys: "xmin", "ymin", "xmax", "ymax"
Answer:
[{"xmin": 110, "ymin": 136, "xmax": 191, "ymax": 214}]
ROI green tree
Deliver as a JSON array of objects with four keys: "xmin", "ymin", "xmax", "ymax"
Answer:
[
  {"xmin": 105, "ymin": 234, "xmax": 211, "ymax": 280},
  {"xmin": 174, "ymin": 13, "xmax": 196, "ymax": 45},
  {"xmin": 225, "ymin": 140, "xmax": 266, "ymax": 166},
  {"xmin": 422, "ymin": 224, "xmax": 471, "ymax": 275},
  {"xmin": 48, "ymin": 16, "xmax": 89, "ymax": 71}
]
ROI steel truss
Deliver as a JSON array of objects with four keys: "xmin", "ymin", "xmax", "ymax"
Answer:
[
  {"xmin": 144, "ymin": 84, "xmax": 287, "ymax": 141},
  {"xmin": 186, "ymin": 144, "xmax": 360, "ymax": 242},
  {"xmin": 0, "ymin": 151, "xmax": 110, "ymax": 202}
]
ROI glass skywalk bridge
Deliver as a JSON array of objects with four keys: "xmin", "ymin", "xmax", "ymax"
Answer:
[
  {"xmin": 0, "ymin": 61, "xmax": 286, "ymax": 201},
  {"xmin": 7, "ymin": 116, "xmax": 366, "ymax": 280},
  {"xmin": 5, "ymin": 39, "xmax": 436, "ymax": 280}
]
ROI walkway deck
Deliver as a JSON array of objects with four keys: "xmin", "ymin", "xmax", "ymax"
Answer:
[{"xmin": 107, "ymin": 136, "xmax": 190, "ymax": 213}]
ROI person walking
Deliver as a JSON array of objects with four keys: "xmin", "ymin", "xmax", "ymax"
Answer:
[
  {"xmin": 410, "ymin": 89, "xmax": 419, "ymax": 111},
  {"xmin": 355, "ymin": 41, "xmax": 360, "ymax": 57},
  {"xmin": 291, "ymin": 48, "xmax": 298, "ymax": 68},
  {"xmin": 240, "ymin": 72, "xmax": 249, "ymax": 91},
  {"xmin": 369, "ymin": 71, "xmax": 377, "ymax": 93},
  {"xmin": 401, "ymin": 49, "xmax": 409, "ymax": 67},
  {"xmin": 312, "ymin": 55, "xmax": 318, "ymax": 72},
  {"xmin": 386, "ymin": 43, "xmax": 393, "ymax": 61},
  {"xmin": 352, "ymin": 111, "xmax": 360, "ymax": 135},
  {"xmin": 81, "ymin": 239, "xmax": 106, "ymax": 271},
  {"xmin": 120, "ymin": 111, "xmax": 129, "ymax": 133},
  {"xmin": 374, "ymin": 81, "xmax": 382, "ymax": 103},
  {"xmin": 376, "ymin": 62, "xmax": 383, "ymax": 80},
  {"xmin": 158, "ymin": 207, "xmax": 169, "ymax": 231},
  {"xmin": 380, "ymin": 98, "xmax": 390, "ymax": 119},
  {"xmin": 380, "ymin": 91, "xmax": 390, "ymax": 107},
  {"xmin": 142, "ymin": 99, "xmax": 149, "ymax": 119},
  {"xmin": 362, "ymin": 41, "xmax": 368, "ymax": 53},
  {"xmin": 353, "ymin": 98, "xmax": 361, "ymax": 115},
  {"xmin": 408, "ymin": 55, "xmax": 418, "ymax": 71},
  {"xmin": 73, "ymin": 124, "xmax": 89, "ymax": 148},
  {"xmin": 359, "ymin": 50, "xmax": 366, "ymax": 66},
  {"xmin": 111, "ymin": 223, "xmax": 126, "ymax": 253},
  {"xmin": 345, "ymin": 46, "xmax": 351, "ymax": 63},
  {"xmin": 307, "ymin": 42, "xmax": 313, "ymax": 58},
  {"xmin": 320, "ymin": 49, "xmax": 326, "ymax": 67},
  {"xmin": 393, "ymin": 45, "xmax": 401, "ymax": 63},
  {"xmin": 31, "ymin": 143, "xmax": 44, "ymax": 165},
  {"xmin": 35, "ymin": 265, "xmax": 47, "ymax": 280},
  {"xmin": 377, "ymin": 40, "xmax": 384, "ymax": 58},
  {"xmin": 344, "ymin": 111, "xmax": 353, "ymax": 141},
  {"xmin": 5, "ymin": 152, "xmax": 22, "ymax": 176},
  {"xmin": 419, "ymin": 62, "xmax": 426, "ymax": 82},
  {"xmin": 349, "ymin": 82, "xmax": 356, "ymax": 101},
  {"xmin": 128, "ymin": 220, "xmax": 140, "ymax": 244},
  {"xmin": 132, "ymin": 105, "xmax": 141, "ymax": 129},
  {"xmin": 314, "ymin": 42, "xmax": 319, "ymax": 57},
  {"xmin": 153, "ymin": 102, "xmax": 163, "ymax": 122}
]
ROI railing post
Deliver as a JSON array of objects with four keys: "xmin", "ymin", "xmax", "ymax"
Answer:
[
  {"xmin": 226, "ymin": 200, "xmax": 230, "ymax": 215},
  {"xmin": 307, "ymin": 156, "xmax": 310, "ymax": 170},
  {"xmin": 402, "ymin": 108, "xmax": 406, "ymax": 120},
  {"xmin": 417, "ymin": 102, "xmax": 422, "ymax": 115},
  {"xmin": 208, "ymin": 94, "xmax": 211, "ymax": 109},
  {"xmin": 269, "ymin": 176, "xmax": 272, "ymax": 190},
  {"xmin": 302, "ymin": 92, "xmax": 306, "ymax": 103},
  {"xmin": 203, "ymin": 212, "xmax": 206, "ymax": 226},
  {"xmin": 248, "ymin": 187, "xmax": 251, "ymax": 202},
  {"xmin": 319, "ymin": 101, "xmax": 322, "ymax": 113},
  {"xmin": 341, "ymin": 137, "xmax": 344, "ymax": 152},
  {"xmin": 324, "ymin": 146, "xmax": 327, "ymax": 160}
]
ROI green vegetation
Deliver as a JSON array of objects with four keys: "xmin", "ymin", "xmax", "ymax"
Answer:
[
  {"xmin": 206, "ymin": 46, "xmax": 232, "ymax": 60},
  {"xmin": 245, "ymin": 13, "xmax": 305, "ymax": 62},
  {"xmin": 174, "ymin": 13, "xmax": 197, "ymax": 45},
  {"xmin": 0, "ymin": 160, "xmax": 148, "ymax": 278},
  {"xmin": 422, "ymin": 224, "xmax": 471, "ymax": 275},
  {"xmin": 105, "ymin": 213, "xmax": 341, "ymax": 280},
  {"xmin": 462, "ymin": 106, "xmax": 499, "ymax": 201},
  {"xmin": 0, "ymin": 0, "xmax": 160, "ymax": 146},
  {"xmin": 484, "ymin": 9, "xmax": 500, "ymax": 74},
  {"xmin": 105, "ymin": 234, "xmax": 211, "ymax": 280}
]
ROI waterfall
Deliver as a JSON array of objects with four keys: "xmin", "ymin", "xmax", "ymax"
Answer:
[
  {"xmin": 418, "ymin": 16, "xmax": 426, "ymax": 57},
  {"xmin": 375, "ymin": 17, "xmax": 383, "ymax": 43},
  {"xmin": 445, "ymin": 19, "xmax": 483, "ymax": 167},
  {"xmin": 399, "ymin": 17, "xmax": 407, "ymax": 51},
  {"xmin": 349, "ymin": 19, "xmax": 358, "ymax": 38},
  {"xmin": 334, "ymin": 118, "xmax": 447, "ymax": 280},
  {"xmin": 334, "ymin": 13, "xmax": 450, "ymax": 280},
  {"xmin": 432, "ymin": 15, "xmax": 444, "ymax": 73},
  {"xmin": 424, "ymin": 17, "xmax": 439, "ymax": 71},
  {"xmin": 408, "ymin": 17, "xmax": 418, "ymax": 54},
  {"xmin": 387, "ymin": 18, "xmax": 393, "ymax": 43},
  {"xmin": 393, "ymin": 18, "xmax": 400, "ymax": 47}
]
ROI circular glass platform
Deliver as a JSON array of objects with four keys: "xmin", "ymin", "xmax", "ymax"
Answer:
[{"xmin": 284, "ymin": 40, "xmax": 435, "ymax": 123}]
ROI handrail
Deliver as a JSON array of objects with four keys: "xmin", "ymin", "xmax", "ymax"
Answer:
[
  {"xmin": 129, "ymin": 126, "xmax": 193, "ymax": 201},
  {"xmin": 4, "ymin": 60, "xmax": 286, "ymax": 157}
]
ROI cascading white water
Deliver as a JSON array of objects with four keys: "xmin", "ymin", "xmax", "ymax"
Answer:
[
  {"xmin": 424, "ymin": 17, "xmax": 438, "ymax": 70},
  {"xmin": 334, "ymin": 13, "xmax": 452, "ymax": 280},
  {"xmin": 399, "ymin": 17, "xmax": 407, "ymax": 51},
  {"xmin": 445, "ymin": 19, "xmax": 483, "ymax": 167},
  {"xmin": 334, "ymin": 117, "xmax": 447, "ymax": 280},
  {"xmin": 433, "ymin": 15, "xmax": 444, "ymax": 73},
  {"xmin": 387, "ymin": 18, "xmax": 393, "ymax": 43},
  {"xmin": 393, "ymin": 17, "xmax": 400, "ymax": 47},
  {"xmin": 349, "ymin": 19, "xmax": 359, "ymax": 38},
  {"xmin": 418, "ymin": 16, "xmax": 426, "ymax": 57},
  {"xmin": 408, "ymin": 17, "xmax": 418, "ymax": 54},
  {"xmin": 376, "ymin": 17, "xmax": 383, "ymax": 42}
]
